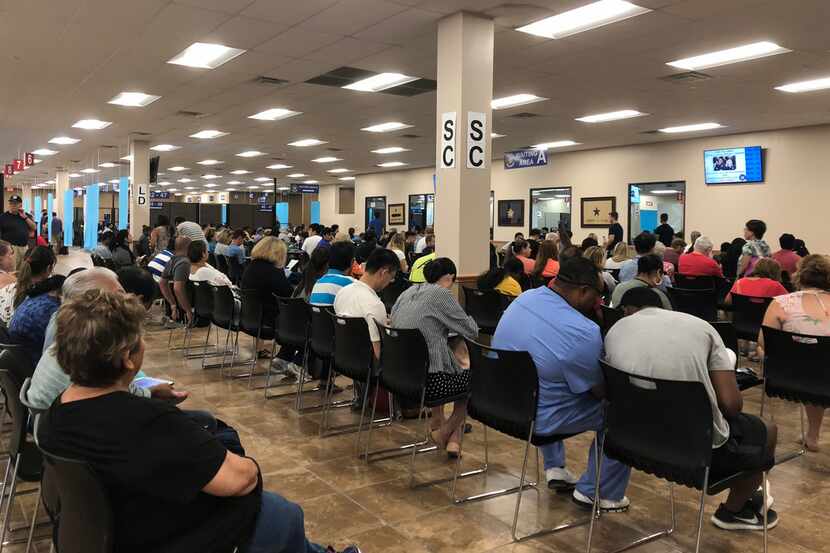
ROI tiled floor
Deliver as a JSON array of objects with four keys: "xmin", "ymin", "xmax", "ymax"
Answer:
[{"xmin": 8, "ymin": 249, "xmax": 830, "ymax": 552}]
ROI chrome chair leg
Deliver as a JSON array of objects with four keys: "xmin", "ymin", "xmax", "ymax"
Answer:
[
  {"xmin": 693, "ymin": 469, "xmax": 710, "ymax": 553},
  {"xmin": 24, "ymin": 486, "xmax": 41, "ymax": 553},
  {"xmin": 0, "ymin": 455, "xmax": 20, "ymax": 549},
  {"xmin": 762, "ymin": 471, "xmax": 768, "ymax": 553}
]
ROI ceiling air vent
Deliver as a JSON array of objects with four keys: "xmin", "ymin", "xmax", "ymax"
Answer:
[
  {"xmin": 255, "ymin": 76, "xmax": 289, "ymax": 86},
  {"xmin": 176, "ymin": 110, "xmax": 209, "ymax": 118},
  {"xmin": 640, "ymin": 130, "xmax": 661, "ymax": 135},
  {"xmin": 306, "ymin": 66, "xmax": 436, "ymax": 96},
  {"xmin": 326, "ymin": 147, "xmax": 343, "ymax": 152},
  {"xmin": 400, "ymin": 134, "xmax": 420, "ymax": 139},
  {"xmin": 659, "ymin": 71, "xmax": 712, "ymax": 84},
  {"xmin": 133, "ymin": 131, "xmax": 152, "ymax": 136},
  {"xmin": 508, "ymin": 112, "xmax": 540, "ymax": 119}
]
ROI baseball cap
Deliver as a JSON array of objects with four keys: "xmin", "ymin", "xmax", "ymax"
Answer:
[{"xmin": 8, "ymin": 195, "xmax": 21, "ymax": 203}]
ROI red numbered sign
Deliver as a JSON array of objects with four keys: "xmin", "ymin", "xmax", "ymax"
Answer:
[
  {"xmin": 3, "ymin": 164, "xmax": 13, "ymax": 177},
  {"xmin": 12, "ymin": 159, "xmax": 24, "ymax": 172},
  {"xmin": 24, "ymin": 153, "xmax": 34, "ymax": 167}
]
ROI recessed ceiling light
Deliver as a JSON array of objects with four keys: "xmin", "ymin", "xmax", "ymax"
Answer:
[
  {"xmin": 48, "ymin": 136, "xmax": 80, "ymax": 145},
  {"xmin": 197, "ymin": 159, "xmax": 222, "ymax": 166},
  {"xmin": 277, "ymin": 186, "xmax": 291, "ymax": 191},
  {"xmin": 249, "ymin": 108, "xmax": 302, "ymax": 121},
  {"xmin": 312, "ymin": 156, "xmax": 341, "ymax": 163},
  {"xmin": 178, "ymin": 178, "xmax": 193, "ymax": 183},
  {"xmin": 532, "ymin": 140, "xmax": 580, "ymax": 149},
  {"xmin": 657, "ymin": 122, "xmax": 723, "ymax": 133},
  {"xmin": 343, "ymin": 72, "xmax": 418, "ymax": 92},
  {"xmin": 371, "ymin": 146, "xmax": 409, "ymax": 154},
  {"xmin": 190, "ymin": 130, "xmax": 228, "ymax": 139},
  {"xmin": 121, "ymin": 154, "xmax": 133, "ymax": 161},
  {"xmin": 377, "ymin": 161, "xmax": 407, "ymax": 168},
  {"xmin": 80, "ymin": 168, "xmax": 99, "ymax": 174},
  {"xmin": 158, "ymin": 181, "xmax": 171, "ymax": 186},
  {"xmin": 267, "ymin": 163, "xmax": 293, "ymax": 170},
  {"xmin": 255, "ymin": 177, "xmax": 271, "ymax": 182},
  {"xmin": 108, "ymin": 92, "xmax": 161, "ymax": 107},
  {"xmin": 248, "ymin": 185, "xmax": 260, "ymax": 189},
  {"xmin": 98, "ymin": 162, "xmax": 118, "ymax": 168},
  {"xmin": 202, "ymin": 174, "xmax": 220, "ymax": 179},
  {"xmin": 168, "ymin": 188, "xmax": 179, "ymax": 192},
  {"xmin": 32, "ymin": 149, "xmax": 58, "ymax": 156},
  {"xmin": 339, "ymin": 176, "xmax": 356, "ymax": 181},
  {"xmin": 167, "ymin": 42, "xmax": 246, "ymax": 69},
  {"xmin": 204, "ymin": 183, "xmax": 217, "ymax": 188},
  {"xmin": 230, "ymin": 169, "xmax": 251, "ymax": 175},
  {"xmin": 775, "ymin": 76, "xmax": 830, "ymax": 93},
  {"xmin": 492, "ymin": 94, "xmax": 547, "ymax": 110},
  {"xmin": 184, "ymin": 186, "xmax": 196, "ymax": 190},
  {"xmin": 226, "ymin": 188, "xmax": 236, "ymax": 192},
  {"xmin": 576, "ymin": 109, "xmax": 647, "ymax": 123},
  {"xmin": 667, "ymin": 41, "xmax": 790, "ymax": 71},
  {"xmin": 361, "ymin": 122, "xmax": 413, "ymax": 133},
  {"xmin": 303, "ymin": 180, "xmax": 318, "ymax": 184},
  {"xmin": 287, "ymin": 173, "xmax": 306, "ymax": 178},
  {"xmin": 69, "ymin": 173, "xmax": 81, "ymax": 178},
  {"xmin": 33, "ymin": 159, "xmax": 43, "ymax": 164},
  {"xmin": 174, "ymin": 193, "xmax": 183, "ymax": 196},
  {"xmin": 517, "ymin": 0, "xmax": 651, "ymax": 39},
  {"xmin": 108, "ymin": 179, "xmax": 119, "ymax": 184},
  {"xmin": 227, "ymin": 180, "xmax": 243, "ymax": 185},
  {"xmin": 327, "ymin": 168, "xmax": 350, "ymax": 174},
  {"xmin": 236, "ymin": 150, "xmax": 266, "ymax": 158},
  {"xmin": 72, "ymin": 119, "xmax": 112, "ymax": 130},
  {"xmin": 287, "ymin": 138, "xmax": 326, "ymax": 147},
  {"xmin": 150, "ymin": 144, "xmax": 180, "ymax": 152},
  {"xmin": 491, "ymin": 133, "xmax": 505, "ymax": 138},
  {"xmin": 168, "ymin": 166, "xmax": 188, "ymax": 172}
]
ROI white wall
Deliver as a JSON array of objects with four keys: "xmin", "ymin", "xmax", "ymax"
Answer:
[
  {"xmin": 319, "ymin": 184, "xmax": 358, "ymax": 231},
  {"xmin": 323, "ymin": 124, "xmax": 830, "ymax": 252}
]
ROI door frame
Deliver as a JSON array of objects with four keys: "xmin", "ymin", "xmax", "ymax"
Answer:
[
  {"xmin": 627, "ymin": 180, "xmax": 686, "ymax": 243},
  {"xmin": 528, "ymin": 186, "xmax": 573, "ymax": 234},
  {"xmin": 365, "ymin": 195, "xmax": 387, "ymax": 231}
]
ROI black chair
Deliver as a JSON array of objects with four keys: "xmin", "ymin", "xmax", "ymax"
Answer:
[
  {"xmin": 731, "ymin": 294, "xmax": 773, "ymax": 342},
  {"xmin": 267, "ymin": 297, "xmax": 320, "ymax": 406},
  {"xmin": 187, "ymin": 281, "xmax": 218, "ymax": 361},
  {"xmin": 227, "ymin": 256, "xmax": 244, "ymax": 285},
  {"xmin": 675, "ymin": 274, "xmax": 719, "ymax": 290},
  {"xmin": 210, "ymin": 285, "xmax": 241, "ymax": 372},
  {"xmin": 215, "ymin": 254, "xmax": 229, "ymax": 276},
  {"xmin": 380, "ymin": 275, "xmax": 411, "ymax": 313},
  {"xmin": 600, "ymin": 305, "xmax": 624, "ymax": 336},
  {"xmin": 607, "ymin": 268, "xmax": 621, "ymax": 282},
  {"xmin": 237, "ymin": 289, "xmax": 276, "ymax": 387},
  {"xmin": 589, "ymin": 361, "xmax": 774, "ymax": 553},
  {"xmin": 666, "ymin": 286, "xmax": 718, "ymax": 322},
  {"xmin": 312, "ymin": 306, "xmax": 353, "ymax": 437},
  {"xmin": 761, "ymin": 326, "xmax": 830, "ymax": 458},
  {"xmin": 207, "ymin": 252, "xmax": 217, "ymax": 268},
  {"xmin": 709, "ymin": 321, "xmax": 763, "ymax": 391},
  {"xmin": 452, "ymin": 341, "xmax": 594, "ymax": 542},
  {"xmin": 461, "ymin": 287, "xmax": 511, "ymax": 335}
]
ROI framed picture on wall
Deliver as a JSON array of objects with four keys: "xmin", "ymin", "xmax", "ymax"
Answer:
[
  {"xmin": 498, "ymin": 199, "xmax": 524, "ymax": 227},
  {"xmin": 388, "ymin": 203, "xmax": 406, "ymax": 226},
  {"xmin": 580, "ymin": 196, "xmax": 616, "ymax": 228}
]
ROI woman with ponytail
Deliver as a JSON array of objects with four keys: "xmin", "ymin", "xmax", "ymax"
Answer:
[{"xmin": 8, "ymin": 246, "xmax": 62, "ymax": 363}]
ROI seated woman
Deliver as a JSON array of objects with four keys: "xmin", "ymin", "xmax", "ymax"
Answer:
[
  {"xmin": 189, "ymin": 240, "xmax": 233, "ymax": 288},
  {"xmin": 761, "ymin": 254, "xmax": 830, "ymax": 451},
  {"xmin": 386, "ymin": 232, "xmax": 409, "ymax": 274},
  {"xmin": 0, "ymin": 244, "xmax": 54, "ymax": 325},
  {"xmin": 8, "ymin": 246, "xmax": 61, "ymax": 362},
  {"xmin": 477, "ymin": 257, "xmax": 525, "ymax": 297},
  {"xmin": 510, "ymin": 240, "xmax": 535, "ymax": 275},
  {"xmin": 726, "ymin": 258, "xmax": 788, "ymax": 303},
  {"xmin": 37, "ymin": 290, "xmax": 357, "ymax": 553},
  {"xmin": 532, "ymin": 240, "xmax": 560, "ymax": 281},
  {"xmin": 391, "ymin": 258, "xmax": 479, "ymax": 457},
  {"xmin": 111, "ymin": 229, "xmax": 136, "ymax": 268},
  {"xmin": 583, "ymin": 245, "xmax": 617, "ymax": 296},
  {"xmin": 604, "ymin": 242, "xmax": 631, "ymax": 270},
  {"xmin": 0, "ymin": 240, "xmax": 15, "ymax": 290}
]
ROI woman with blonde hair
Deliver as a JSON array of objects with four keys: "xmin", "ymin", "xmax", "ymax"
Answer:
[
  {"xmin": 604, "ymin": 242, "xmax": 631, "ymax": 270},
  {"xmin": 387, "ymin": 232, "xmax": 409, "ymax": 273},
  {"xmin": 584, "ymin": 245, "xmax": 617, "ymax": 295}
]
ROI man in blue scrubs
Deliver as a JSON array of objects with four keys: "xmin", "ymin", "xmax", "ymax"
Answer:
[{"xmin": 492, "ymin": 257, "xmax": 631, "ymax": 511}]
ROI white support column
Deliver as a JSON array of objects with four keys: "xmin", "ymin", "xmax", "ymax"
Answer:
[
  {"xmin": 129, "ymin": 140, "xmax": 150, "ymax": 240},
  {"xmin": 54, "ymin": 170, "xmax": 69, "ymax": 220}
]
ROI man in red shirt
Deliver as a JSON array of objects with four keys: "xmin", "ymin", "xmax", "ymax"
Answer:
[
  {"xmin": 771, "ymin": 233, "xmax": 801, "ymax": 276},
  {"xmin": 678, "ymin": 236, "xmax": 724, "ymax": 278}
]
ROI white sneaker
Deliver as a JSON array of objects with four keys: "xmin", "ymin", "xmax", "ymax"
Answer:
[
  {"xmin": 545, "ymin": 467, "xmax": 578, "ymax": 491},
  {"xmin": 572, "ymin": 489, "xmax": 630, "ymax": 512}
]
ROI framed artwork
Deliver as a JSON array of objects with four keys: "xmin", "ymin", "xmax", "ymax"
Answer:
[
  {"xmin": 498, "ymin": 199, "xmax": 524, "ymax": 227},
  {"xmin": 580, "ymin": 196, "xmax": 616, "ymax": 228},
  {"xmin": 388, "ymin": 203, "xmax": 406, "ymax": 226}
]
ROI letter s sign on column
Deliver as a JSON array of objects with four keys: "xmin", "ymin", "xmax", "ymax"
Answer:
[
  {"xmin": 466, "ymin": 112, "xmax": 486, "ymax": 169},
  {"xmin": 439, "ymin": 112, "xmax": 456, "ymax": 168}
]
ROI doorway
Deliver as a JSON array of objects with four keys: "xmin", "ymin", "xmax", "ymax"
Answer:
[
  {"xmin": 365, "ymin": 196, "xmax": 386, "ymax": 233},
  {"xmin": 628, "ymin": 181, "xmax": 686, "ymax": 241},
  {"xmin": 408, "ymin": 193, "xmax": 434, "ymax": 231},
  {"xmin": 529, "ymin": 187, "xmax": 572, "ymax": 233}
]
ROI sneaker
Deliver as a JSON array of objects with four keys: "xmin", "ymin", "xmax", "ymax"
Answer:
[
  {"xmin": 572, "ymin": 489, "xmax": 630, "ymax": 512},
  {"xmin": 748, "ymin": 482, "xmax": 774, "ymax": 512},
  {"xmin": 340, "ymin": 546, "xmax": 362, "ymax": 553},
  {"xmin": 546, "ymin": 467, "xmax": 578, "ymax": 491},
  {"xmin": 711, "ymin": 503, "xmax": 779, "ymax": 531}
]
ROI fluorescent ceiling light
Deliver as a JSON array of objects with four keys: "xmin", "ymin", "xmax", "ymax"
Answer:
[
  {"xmin": 33, "ymin": 159, "xmax": 42, "ymax": 164},
  {"xmin": 288, "ymin": 138, "xmax": 326, "ymax": 147},
  {"xmin": 277, "ymin": 186, "xmax": 290, "ymax": 191},
  {"xmin": 249, "ymin": 108, "xmax": 301, "ymax": 121},
  {"xmin": 371, "ymin": 146, "xmax": 409, "ymax": 154},
  {"xmin": 178, "ymin": 178, "xmax": 193, "ymax": 183},
  {"xmin": 667, "ymin": 41, "xmax": 790, "ymax": 71},
  {"xmin": 108, "ymin": 92, "xmax": 161, "ymax": 107},
  {"xmin": 361, "ymin": 122, "xmax": 413, "ymax": 133},
  {"xmin": 108, "ymin": 179, "xmax": 119, "ymax": 184},
  {"xmin": 167, "ymin": 42, "xmax": 246, "ymax": 69},
  {"xmin": 190, "ymin": 130, "xmax": 228, "ymax": 139},
  {"xmin": 303, "ymin": 180, "xmax": 318, "ymax": 184},
  {"xmin": 775, "ymin": 76, "xmax": 830, "ymax": 93},
  {"xmin": 343, "ymin": 72, "xmax": 418, "ymax": 92},
  {"xmin": 168, "ymin": 166, "xmax": 188, "ymax": 172},
  {"xmin": 121, "ymin": 155, "xmax": 133, "ymax": 161},
  {"xmin": 184, "ymin": 186, "xmax": 196, "ymax": 190},
  {"xmin": 491, "ymin": 132, "xmax": 505, "ymax": 138},
  {"xmin": 227, "ymin": 180, "xmax": 243, "ymax": 185},
  {"xmin": 230, "ymin": 169, "xmax": 251, "ymax": 175},
  {"xmin": 327, "ymin": 168, "xmax": 350, "ymax": 174},
  {"xmin": 248, "ymin": 185, "xmax": 260, "ymax": 189},
  {"xmin": 197, "ymin": 159, "xmax": 222, "ymax": 166},
  {"xmin": 98, "ymin": 162, "xmax": 118, "ymax": 168},
  {"xmin": 158, "ymin": 181, "xmax": 171, "ymax": 186},
  {"xmin": 658, "ymin": 122, "xmax": 723, "ymax": 133},
  {"xmin": 576, "ymin": 109, "xmax": 647, "ymax": 123},
  {"xmin": 204, "ymin": 183, "xmax": 217, "ymax": 188},
  {"xmin": 312, "ymin": 156, "xmax": 341, "ymax": 163},
  {"xmin": 174, "ymin": 193, "xmax": 183, "ymax": 196},
  {"xmin": 150, "ymin": 144, "xmax": 180, "ymax": 152},
  {"xmin": 32, "ymin": 149, "xmax": 57, "ymax": 156},
  {"xmin": 267, "ymin": 164, "xmax": 292, "ymax": 170},
  {"xmin": 226, "ymin": 188, "xmax": 236, "ymax": 192},
  {"xmin": 339, "ymin": 176, "xmax": 355, "ymax": 181},
  {"xmin": 651, "ymin": 190, "xmax": 679, "ymax": 195},
  {"xmin": 377, "ymin": 161, "xmax": 407, "ymax": 168},
  {"xmin": 255, "ymin": 177, "xmax": 271, "ymax": 182},
  {"xmin": 201, "ymin": 174, "xmax": 220, "ymax": 179},
  {"xmin": 517, "ymin": 0, "xmax": 651, "ymax": 39},
  {"xmin": 532, "ymin": 140, "xmax": 580, "ymax": 149},
  {"xmin": 80, "ymin": 168, "xmax": 99, "ymax": 174},
  {"xmin": 492, "ymin": 94, "xmax": 548, "ymax": 110},
  {"xmin": 48, "ymin": 136, "xmax": 80, "ymax": 145},
  {"xmin": 287, "ymin": 173, "xmax": 306, "ymax": 178},
  {"xmin": 72, "ymin": 119, "xmax": 111, "ymax": 130},
  {"xmin": 236, "ymin": 150, "xmax": 265, "ymax": 158},
  {"xmin": 68, "ymin": 173, "xmax": 81, "ymax": 178}
]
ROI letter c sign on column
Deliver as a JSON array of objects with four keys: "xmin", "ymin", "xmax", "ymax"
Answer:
[
  {"xmin": 466, "ymin": 111, "xmax": 487, "ymax": 169},
  {"xmin": 439, "ymin": 112, "xmax": 456, "ymax": 168}
]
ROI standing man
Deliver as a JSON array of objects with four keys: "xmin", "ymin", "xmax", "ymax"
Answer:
[
  {"xmin": 0, "ymin": 195, "xmax": 36, "ymax": 269},
  {"xmin": 604, "ymin": 211, "xmax": 624, "ymax": 256},
  {"xmin": 368, "ymin": 211, "xmax": 384, "ymax": 239},
  {"xmin": 653, "ymin": 213, "xmax": 675, "ymax": 247},
  {"xmin": 50, "ymin": 211, "xmax": 63, "ymax": 254}
]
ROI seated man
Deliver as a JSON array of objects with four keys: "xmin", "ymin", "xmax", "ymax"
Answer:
[
  {"xmin": 227, "ymin": 230, "xmax": 247, "ymax": 267},
  {"xmin": 310, "ymin": 241, "xmax": 356, "ymax": 306},
  {"xmin": 611, "ymin": 254, "xmax": 673, "ymax": 310},
  {"xmin": 159, "ymin": 236, "xmax": 193, "ymax": 324},
  {"xmin": 38, "ymin": 290, "xmax": 359, "ymax": 553},
  {"xmin": 493, "ymin": 257, "xmax": 632, "ymax": 511},
  {"xmin": 618, "ymin": 231, "xmax": 672, "ymax": 290},
  {"xmin": 678, "ymin": 236, "xmax": 724, "ymax": 278},
  {"xmin": 606, "ymin": 287, "xmax": 778, "ymax": 530}
]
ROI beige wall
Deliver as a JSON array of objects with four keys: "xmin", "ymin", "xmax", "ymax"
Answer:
[{"xmin": 329, "ymin": 124, "xmax": 830, "ymax": 253}]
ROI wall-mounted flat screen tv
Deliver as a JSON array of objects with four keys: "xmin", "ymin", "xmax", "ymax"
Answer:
[{"xmin": 704, "ymin": 146, "xmax": 763, "ymax": 184}]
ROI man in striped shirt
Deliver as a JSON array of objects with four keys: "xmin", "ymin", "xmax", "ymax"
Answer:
[
  {"xmin": 147, "ymin": 248, "xmax": 174, "ymax": 282},
  {"xmin": 309, "ymin": 241, "xmax": 355, "ymax": 306}
]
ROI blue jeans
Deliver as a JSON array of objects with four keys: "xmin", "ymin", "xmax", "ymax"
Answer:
[{"xmin": 245, "ymin": 491, "xmax": 327, "ymax": 553}]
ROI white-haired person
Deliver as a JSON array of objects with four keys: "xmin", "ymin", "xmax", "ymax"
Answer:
[{"xmin": 678, "ymin": 236, "xmax": 724, "ymax": 278}]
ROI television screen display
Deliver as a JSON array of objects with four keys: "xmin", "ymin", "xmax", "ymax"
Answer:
[{"xmin": 704, "ymin": 146, "xmax": 763, "ymax": 184}]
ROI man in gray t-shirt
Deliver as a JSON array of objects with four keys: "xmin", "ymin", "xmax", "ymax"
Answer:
[
  {"xmin": 604, "ymin": 287, "xmax": 779, "ymax": 532},
  {"xmin": 159, "ymin": 237, "xmax": 193, "ymax": 323}
]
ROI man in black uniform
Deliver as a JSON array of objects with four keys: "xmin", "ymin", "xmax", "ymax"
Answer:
[
  {"xmin": 604, "ymin": 211, "xmax": 624, "ymax": 256},
  {"xmin": 0, "ymin": 195, "xmax": 36, "ymax": 269},
  {"xmin": 653, "ymin": 213, "xmax": 675, "ymax": 247}
]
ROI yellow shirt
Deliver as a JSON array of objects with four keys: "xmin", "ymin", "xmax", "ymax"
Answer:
[
  {"xmin": 495, "ymin": 275, "xmax": 522, "ymax": 297},
  {"xmin": 409, "ymin": 253, "xmax": 436, "ymax": 283}
]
